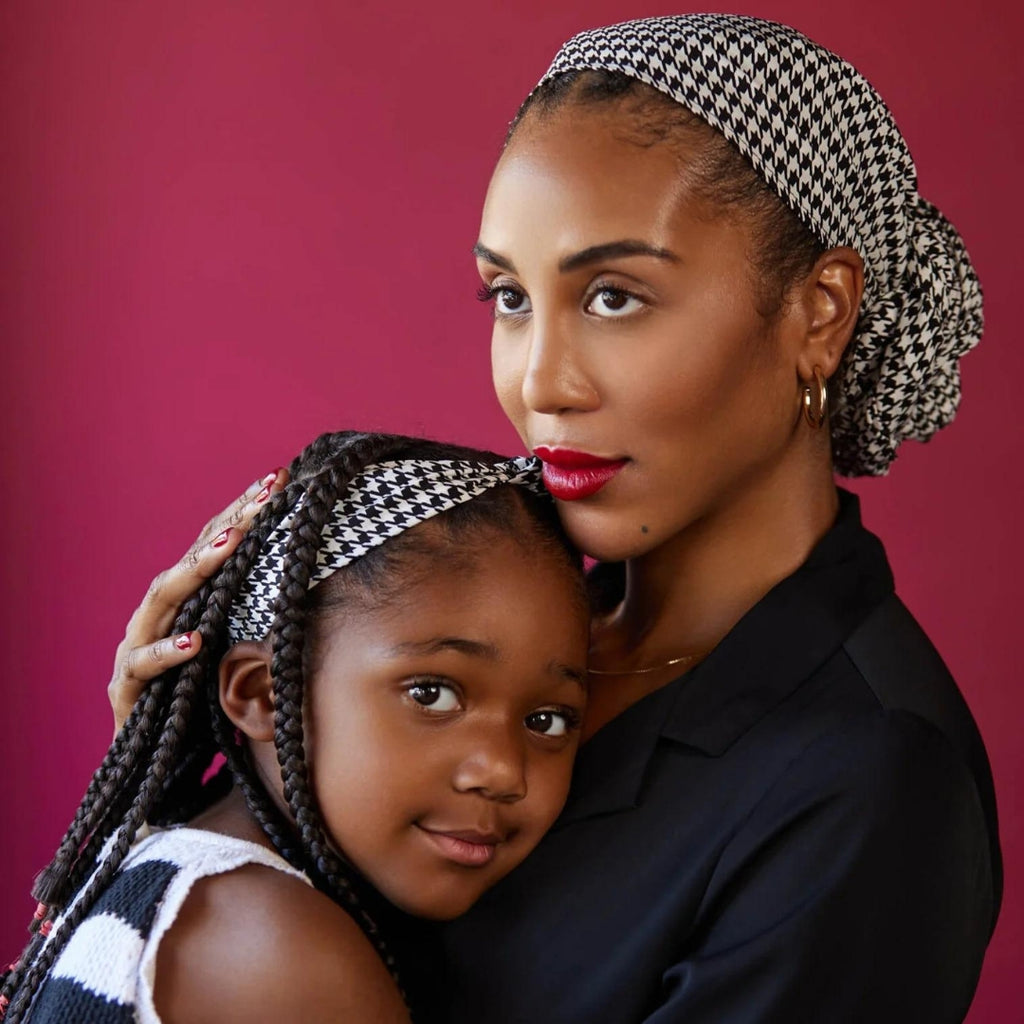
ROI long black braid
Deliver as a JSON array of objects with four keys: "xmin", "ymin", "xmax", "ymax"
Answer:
[{"xmin": 1, "ymin": 430, "xmax": 582, "ymax": 1022}]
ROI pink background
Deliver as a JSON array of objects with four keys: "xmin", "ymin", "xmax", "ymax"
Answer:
[{"xmin": 1, "ymin": 2, "xmax": 1020, "ymax": 1019}]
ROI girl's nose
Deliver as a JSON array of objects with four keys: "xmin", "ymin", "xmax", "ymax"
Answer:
[
  {"xmin": 520, "ymin": 319, "xmax": 600, "ymax": 416},
  {"xmin": 452, "ymin": 723, "xmax": 528, "ymax": 803}
]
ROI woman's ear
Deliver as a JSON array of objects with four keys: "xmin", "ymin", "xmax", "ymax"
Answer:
[
  {"xmin": 219, "ymin": 642, "xmax": 275, "ymax": 741},
  {"xmin": 793, "ymin": 245, "xmax": 864, "ymax": 380}
]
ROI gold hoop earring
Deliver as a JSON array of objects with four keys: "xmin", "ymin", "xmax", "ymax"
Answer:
[{"xmin": 802, "ymin": 367, "xmax": 828, "ymax": 429}]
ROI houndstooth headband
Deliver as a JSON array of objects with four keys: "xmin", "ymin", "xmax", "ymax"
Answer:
[
  {"xmin": 535, "ymin": 15, "xmax": 983, "ymax": 476},
  {"xmin": 227, "ymin": 457, "xmax": 542, "ymax": 642}
]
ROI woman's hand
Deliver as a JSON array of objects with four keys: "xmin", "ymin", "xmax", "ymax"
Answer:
[{"xmin": 108, "ymin": 469, "xmax": 288, "ymax": 733}]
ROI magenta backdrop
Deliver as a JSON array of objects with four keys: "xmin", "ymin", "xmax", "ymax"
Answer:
[{"xmin": 1, "ymin": 2, "xmax": 1020, "ymax": 1019}]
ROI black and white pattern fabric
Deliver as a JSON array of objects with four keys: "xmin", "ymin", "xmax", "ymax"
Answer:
[
  {"xmin": 26, "ymin": 828, "xmax": 309, "ymax": 1023},
  {"xmin": 537, "ymin": 15, "xmax": 983, "ymax": 476},
  {"xmin": 228, "ymin": 457, "xmax": 542, "ymax": 642}
]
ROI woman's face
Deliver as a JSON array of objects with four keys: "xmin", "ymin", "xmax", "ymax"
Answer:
[{"xmin": 477, "ymin": 105, "xmax": 807, "ymax": 562}]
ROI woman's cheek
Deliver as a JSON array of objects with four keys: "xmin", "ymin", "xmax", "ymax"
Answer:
[{"xmin": 491, "ymin": 341, "xmax": 527, "ymax": 434}]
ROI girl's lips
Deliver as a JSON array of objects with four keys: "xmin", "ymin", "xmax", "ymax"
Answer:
[
  {"xmin": 417, "ymin": 826, "xmax": 500, "ymax": 868},
  {"xmin": 533, "ymin": 447, "xmax": 628, "ymax": 501}
]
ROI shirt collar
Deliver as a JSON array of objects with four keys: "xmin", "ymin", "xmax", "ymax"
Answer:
[
  {"xmin": 556, "ymin": 490, "xmax": 894, "ymax": 827},
  {"xmin": 661, "ymin": 489, "xmax": 893, "ymax": 754},
  {"xmin": 555, "ymin": 676, "xmax": 679, "ymax": 828}
]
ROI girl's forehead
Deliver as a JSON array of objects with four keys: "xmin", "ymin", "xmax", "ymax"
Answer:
[
  {"xmin": 310, "ymin": 536, "xmax": 589, "ymax": 683},
  {"xmin": 324, "ymin": 529, "xmax": 584, "ymax": 625}
]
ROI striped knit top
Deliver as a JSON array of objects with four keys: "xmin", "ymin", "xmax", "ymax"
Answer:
[{"xmin": 26, "ymin": 827, "xmax": 311, "ymax": 1023}]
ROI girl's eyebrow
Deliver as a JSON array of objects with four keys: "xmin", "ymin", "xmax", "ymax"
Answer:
[
  {"xmin": 472, "ymin": 240, "xmax": 680, "ymax": 275},
  {"xmin": 389, "ymin": 636, "xmax": 501, "ymax": 659},
  {"xmin": 388, "ymin": 637, "xmax": 586, "ymax": 689},
  {"xmin": 554, "ymin": 662, "xmax": 588, "ymax": 690}
]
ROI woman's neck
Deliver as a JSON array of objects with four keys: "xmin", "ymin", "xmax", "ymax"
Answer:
[
  {"xmin": 628, "ymin": 474, "xmax": 836, "ymax": 650},
  {"xmin": 583, "ymin": 456, "xmax": 838, "ymax": 740}
]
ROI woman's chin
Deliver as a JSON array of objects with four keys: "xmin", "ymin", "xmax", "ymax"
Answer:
[{"xmin": 556, "ymin": 503, "xmax": 667, "ymax": 564}]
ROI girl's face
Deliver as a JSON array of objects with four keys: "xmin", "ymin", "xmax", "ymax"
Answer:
[
  {"xmin": 303, "ymin": 531, "xmax": 588, "ymax": 921},
  {"xmin": 478, "ymin": 105, "xmax": 807, "ymax": 562}
]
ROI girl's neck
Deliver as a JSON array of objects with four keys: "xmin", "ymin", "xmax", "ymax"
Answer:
[{"xmin": 189, "ymin": 787, "xmax": 277, "ymax": 851}]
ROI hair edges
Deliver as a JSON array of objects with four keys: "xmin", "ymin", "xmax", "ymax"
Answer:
[{"xmin": 509, "ymin": 69, "xmax": 825, "ymax": 318}]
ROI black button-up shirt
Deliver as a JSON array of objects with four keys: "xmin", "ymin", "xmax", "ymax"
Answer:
[{"xmin": 436, "ymin": 491, "xmax": 1001, "ymax": 1023}]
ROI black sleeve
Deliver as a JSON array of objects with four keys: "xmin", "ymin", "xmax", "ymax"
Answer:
[{"xmin": 644, "ymin": 711, "xmax": 994, "ymax": 1023}]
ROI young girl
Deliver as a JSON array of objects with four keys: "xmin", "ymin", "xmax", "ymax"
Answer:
[{"xmin": 0, "ymin": 430, "xmax": 589, "ymax": 1022}]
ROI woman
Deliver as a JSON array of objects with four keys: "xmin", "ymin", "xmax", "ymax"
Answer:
[{"xmin": 106, "ymin": 15, "xmax": 1000, "ymax": 1023}]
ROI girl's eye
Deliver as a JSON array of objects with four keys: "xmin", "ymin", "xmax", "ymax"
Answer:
[
  {"xmin": 406, "ymin": 681, "xmax": 461, "ymax": 713},
  {"xmin": 477, "ymin": 284, "xmax": 532, "ymax": 317},
  {"xmin": 524, "ymin": 708, "xmax": 578, "ymax": 738},
  {"xmin": 586, "ymin": 287, "xmax": 644, "ymax": 318}
]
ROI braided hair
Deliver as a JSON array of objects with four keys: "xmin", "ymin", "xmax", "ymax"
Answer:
[{"xmin": 1, "ymin": 430, "xmax": 581, "ymax": 1022}]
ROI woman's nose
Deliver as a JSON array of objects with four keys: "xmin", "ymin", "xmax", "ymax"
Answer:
[
  {"xmin": 452, "ymin": 722, "xmax": 528, "ymax": 803},
  {"xmin": 520, "ymin": 318, "xmax": 600, "ymax": 416}
]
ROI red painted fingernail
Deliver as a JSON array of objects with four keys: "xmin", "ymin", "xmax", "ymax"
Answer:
[
  {"xmin": 254, "ymin": 485, "xmax": 271, "ymax": 504},
  {"xmin": 174, "ymin": 633, "xmax": 193, "ymax": 651},
  {"xmin": 212, "ymin": 530, "xmax": 231, "ymax": 548},
  {"xmin": 261, "ymin": 470, "xmax": 279, "ymax": 487}
]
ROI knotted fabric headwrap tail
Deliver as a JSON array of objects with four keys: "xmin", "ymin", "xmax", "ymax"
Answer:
[
  {"xmin": 227, "ymin": 457, "xmax": 542, "ymax": 643},
  {"xmin": 534, "ymin": 15, "xmax": 983, "ymax": 476}
]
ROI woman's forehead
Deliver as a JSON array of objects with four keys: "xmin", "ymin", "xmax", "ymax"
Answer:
[{"xmin": 481, "ymin": 118, "xmax": 748, "ymax": 271}]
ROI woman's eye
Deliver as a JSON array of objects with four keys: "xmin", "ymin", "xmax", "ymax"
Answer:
[
  {"xmin": 478, "ymin": 283, "xmax": 532, "ymax": 317},
  {"xmin": 524, "ymin": 709, "xmax": 577, "ymax": 738},
  {"xmin": 586, "ymin": 287, "xmax": 644, "ymax": 318},
  {"xmin": 406, "ymin": 681, "xmax": 461, "ymax": 713},
  {"xmin": 495, "ymin": 286, "xmax": 531, "ymax": 316}
]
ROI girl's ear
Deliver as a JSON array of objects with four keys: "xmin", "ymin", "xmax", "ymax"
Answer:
[
  {"xmin": 792, "ymin": 245, "xmax": 865, "ymax": 380},
  {"xmin": 219, "ymin": 642, "xmax": 275, "ymax": 742}
]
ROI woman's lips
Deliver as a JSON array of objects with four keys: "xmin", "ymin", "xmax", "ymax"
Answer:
[
  {"xmin": 417, "ymin": 826, "xmax": 501, "ymax": 867},
  {"xmin": 533, "ymin": 446, "xmax": 628, "ymax": 501}
]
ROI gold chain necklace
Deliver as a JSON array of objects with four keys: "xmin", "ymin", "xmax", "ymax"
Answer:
[{"xmin": 586, "ymin": 651, "xmax": 709, "ymax": 676}]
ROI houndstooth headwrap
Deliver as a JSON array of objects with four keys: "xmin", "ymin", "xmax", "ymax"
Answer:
[
  {"xmin": 227, "ymin": 457, "xmax": 542, "ymax": 642},
  {"xmin": 535, "ymin": 15, "xmax": 983, "ymax": 476}
]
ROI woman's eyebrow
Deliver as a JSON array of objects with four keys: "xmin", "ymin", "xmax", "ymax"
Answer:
[
  {"xmin": 473, "ymin": 243, "xmax": 516, "ymax": 272},
  {"xmin": 558, "ymin": 241, "xmax": 681, "ymax": 272},
  {"xmin": 472, "ymin": 240, "xmax": 680, "ymax": 275}
]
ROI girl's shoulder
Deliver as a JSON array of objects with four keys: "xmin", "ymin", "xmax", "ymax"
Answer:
[{"xmin": 136, "ymin": 827, "xmax": 409, "ymax": 1024}]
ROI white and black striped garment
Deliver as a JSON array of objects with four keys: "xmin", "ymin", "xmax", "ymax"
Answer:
[{"xmin": 27, "ymin": 827, "xmax": 310, "ymax": 1023}]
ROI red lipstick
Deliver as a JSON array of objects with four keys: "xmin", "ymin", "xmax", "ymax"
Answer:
[{"xmin": 533, "ymin": 447, "xmax": 627, "ymax": 501}]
